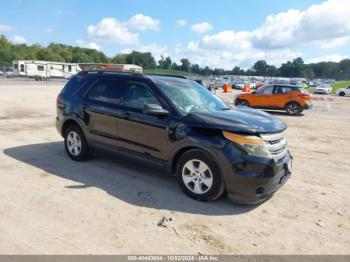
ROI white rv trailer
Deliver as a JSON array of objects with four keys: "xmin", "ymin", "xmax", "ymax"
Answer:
[{"xmin": 12, "ymin": 60, "xmax": 80, "ymax": 80}]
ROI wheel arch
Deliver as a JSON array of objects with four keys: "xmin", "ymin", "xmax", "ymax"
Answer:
[
  {"xmin": 61, "ymin": 118, "xmax": 85, "ymax": 137},
  {"xmin": 284, "ymin": 100, "xmax": 302, "ymax": 109},
  {"xmin": 168, "ymin": 144, "xmax": 223, "ymax": 175}
]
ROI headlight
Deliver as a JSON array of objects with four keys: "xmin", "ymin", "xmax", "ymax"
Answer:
[{"xmin": 222, "ymin": 131, "xmax": 271, "ymax": 157}]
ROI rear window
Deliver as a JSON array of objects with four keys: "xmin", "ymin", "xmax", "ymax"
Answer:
[{"xmin": 61, "ymin": 75, "xmax": 89, "ymax": 96}]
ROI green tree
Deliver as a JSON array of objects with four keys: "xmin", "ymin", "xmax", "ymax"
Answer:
[
  {"xmin": 252, "ymin": 60, "xmax": 268, "ymax": 76},
  {"xmin": 163, "ymin": 56, "xmax": 172, "ymax": 69},
  {"xmin": 180, "ymin": 58, "xmax": 190, "ymax": 71},
  {"xmin": 112, "ymin": 54, "xmax": 127, "ymax": 64},
  {"xmin": 125, "ymin": 51, "xmax": 156, "ymax": 68},
  {"xmin": 171, "ymin": 62, "xmax": 179, "ymax": 70}
]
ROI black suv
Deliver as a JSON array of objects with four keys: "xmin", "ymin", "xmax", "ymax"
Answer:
[{"xmin": 56, "ymin": 71, "xmax": 292, "ymax": 204}]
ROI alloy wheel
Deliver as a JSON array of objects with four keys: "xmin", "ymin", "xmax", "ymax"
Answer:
[
  {"xmin": 182, "ymin": 159, "xmax": 213, "ymax": 195},
  {"xmin": 66, "ymin": 131, "xmax": 82, "ymax": 156}
]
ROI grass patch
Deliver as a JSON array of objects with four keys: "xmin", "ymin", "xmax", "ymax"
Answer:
[
  {"xmin": 143, "ymin": 68, "xmax": 199, "ymax": 78},
  {"xmin": 331, "ymin": 80, "xmax": 350, "ymax": 93}
]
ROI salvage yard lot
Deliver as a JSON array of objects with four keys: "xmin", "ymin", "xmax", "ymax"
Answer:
[{"xmin": 0, "ymin": 80, "xmax": 349, "ymax": 254}]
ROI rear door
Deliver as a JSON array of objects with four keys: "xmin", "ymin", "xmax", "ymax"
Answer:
[
  {"xmin": 117, "ymin": 81, "xmax": 170, "ymax": 160},
  {"xmin": 273, "ymin": 85, "xmax": 294, "ymax": 108},
  {"xmin": 83, "ymin": 78, "xmax": 125, "ymax": 146}
]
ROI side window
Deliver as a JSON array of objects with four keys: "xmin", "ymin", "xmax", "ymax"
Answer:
[
  {"xmin": 262, "ymin": 86, "xmax": 273, "ymax": 94},
  {"xmin": 124, "ymin": 83, "xmax": 160, "ymax": 109},
  {"xmin": 37, "ymin": 65, "xmax": 45, "ymax": 71},
  {"xmin": 20, "ymin": 64, "xmax": 24, "ymax": 72},
  {"xmin": 256, "ymin": 85, "xmax": 273, "ymax": 94},
  {"xmin": 88, "ymin": 79, "xmax": 123, "ymax": 104},
  {"xmin": 62, "ymin": 75, "xmax": 89, "ymax": 95},
  {"xmin": 275, "ymin": 86, "xmax": 292, "ymax": 94}
]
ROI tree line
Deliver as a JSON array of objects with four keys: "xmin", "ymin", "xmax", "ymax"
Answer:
[{"xmin": 1, "ymin": 35, "xmax": 349, "ymax": 80}]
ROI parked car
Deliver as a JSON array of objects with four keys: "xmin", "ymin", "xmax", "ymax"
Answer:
[
  {"xmin": 210, "ymin": 79, "xmax": 225, "ymax": 90},
  {"xmin": 56, "ymin": 71, "xmax": 292, "ymax": 204},
  {"xmin": 255, "ymin": 82, "xmax": 265, "ymax": 89},
  {"xmin": 336, "ymin": 86, "xmax": 350, "ymax": 96},
  {"xmin": 235, "ymin": 84, "xmax": 313, "ymax": 116},
  {"xmin": 232, "ymin": 80, "xmax": 247, "ymax": 90},
  {"xmin": 194, "ymin": 79, "xmax": 215, "ymax": 93},
  {"xmin": 5, "ymin": 69, "xmax": 14, "ymax": 78},
  {"xmin": 315, "ymin": 84, "xmax": 332, "ymax": 94}
]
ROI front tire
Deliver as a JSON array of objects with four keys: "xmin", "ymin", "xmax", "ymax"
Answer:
[
  {"xmin": 64, "ymin": 125, "xmax": 89, "ymax": 161},
  {"xmin": 339, "ymin": 91, "xmax": 345, "ymax": 96},
  {"xmin": 176, "ymin": 149, "xmax": 225, "ymax": 201},
  {"xmin": 285, "ymin": 102, "xmax": 301, "ymax": 116},
  {"xmin": 237, "ymin": 99, "xmax": 249, "ymax": 107}
]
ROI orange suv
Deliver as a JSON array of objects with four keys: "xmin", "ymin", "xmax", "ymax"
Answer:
[{"xmin": 235, "ymin": 84, "xmax": 313, "ymax": 116}]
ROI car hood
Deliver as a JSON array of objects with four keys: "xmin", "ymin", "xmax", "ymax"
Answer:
[{"xmin": 183, "ymin": 107, "xmax": 287, "ymax": 134}]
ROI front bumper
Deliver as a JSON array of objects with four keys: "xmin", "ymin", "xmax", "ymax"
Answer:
[{"xmin": 222, "ymin": 149, "xmax": 293, "ymax": 204}]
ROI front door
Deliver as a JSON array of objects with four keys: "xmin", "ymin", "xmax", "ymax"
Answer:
[
  {"xmin": 117, "ymin": 81, "xmax": 170, "ymax": 160},
  {"xmin": 250, "ymin": 85, "xmax": 274, "ymax": 107}
]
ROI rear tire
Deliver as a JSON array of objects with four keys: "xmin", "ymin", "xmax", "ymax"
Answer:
[
  {"xmin": 64, "ymin": 125, "xmax": 89, "ymax": 161},
  {"xmin": 285, "ymin": 102, "xmax": 301, "ymax": 116},
  {"xmin": 176, "ymin": 149, "xmax": 225, "ymax": 201},
  {"xmin": 339, "ymin": 91, "xmax": 345, "ymax": 96}
]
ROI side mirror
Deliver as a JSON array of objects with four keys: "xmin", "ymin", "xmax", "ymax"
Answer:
[{"xmin": 143, "ymin": 103, "xmax": 169, "ymax": 116}]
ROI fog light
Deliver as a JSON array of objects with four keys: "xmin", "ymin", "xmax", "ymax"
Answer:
[{"xmin": 256, "ymin": 187, "xmax": 266, "ymax": 195}]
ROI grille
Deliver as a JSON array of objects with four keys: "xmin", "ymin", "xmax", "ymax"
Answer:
[{"xmin": 260, "ymin": 132, "xmax": 288, "ymax": 160}]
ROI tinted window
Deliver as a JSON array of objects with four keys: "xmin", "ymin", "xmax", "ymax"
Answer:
[
  {"xmin": 88, "ymin": 79, "xmax": 123, "ymax": 104},
  {"xmin": 274, "ymin": 86, "xmax": 292, "ymax": 94},
  {"xmin": 20, "ymin": 64, "xmax": 24, "ymax": 72},
  {"xmin": 37, "ymin": 65, "xmax": 45, "ymax": 71},
  {"xmin": 61, "ymin": 75, "xmax": 89, "ymax": 95},
  {"xmin": 256, "ymin": 86, "xmax": 273, "ymax": 94},
  {"xmin": 124, "ymin": 83, "xmax": 160, "ymax": 109}
]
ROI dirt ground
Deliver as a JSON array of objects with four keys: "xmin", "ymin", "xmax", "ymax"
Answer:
[{"xmin": 0, "ymin": 80, "xmax": 349, "ymax": 255}]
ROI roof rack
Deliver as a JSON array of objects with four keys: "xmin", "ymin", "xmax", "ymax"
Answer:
[
  {"xmin": 145, "ymin": 73, "xmax": 188, "ymax": 79},
  {"xmin": 77, "ymin": 71, "xmax": 189, "ymax": 80},
  {"xmin": 78, "ymin": 70, "xmax": 143, "ymax": 77}
]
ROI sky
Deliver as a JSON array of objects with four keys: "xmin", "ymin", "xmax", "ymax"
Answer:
[{"xmin": 0, "ymin": 0, "xmax": 349, "ymax": 69}]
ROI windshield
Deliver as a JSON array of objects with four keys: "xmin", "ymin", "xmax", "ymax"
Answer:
[{"xmin": 153, "ymin": 77, "xmax": 230, "ymax": 114}]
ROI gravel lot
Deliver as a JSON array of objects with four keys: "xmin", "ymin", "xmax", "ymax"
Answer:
[{"xmin": 0, "ymin": 80, "xmax": 349, "ymax": 254}]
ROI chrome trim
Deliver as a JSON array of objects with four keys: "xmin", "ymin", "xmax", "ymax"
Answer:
[
  {"xmin": 266, "ymin": 137, "xmax": 287, "ymax": 152},
  {"xmin": 260, "ymin": 132, "xmax": 288, "ymax": 160},
  {"xmin": 260, "ymin": 133, "xmax": 284, "ymax": 142}
]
